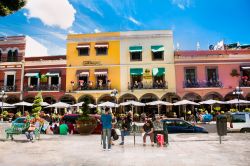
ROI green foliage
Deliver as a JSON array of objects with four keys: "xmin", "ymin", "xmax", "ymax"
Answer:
[
  {"xmin": 1, "ymin": 110, "xmax": 8, "ymax": 117},
  {"xmin": 214, "ymin": 106, "xmax": 221, "ymax": 111},
  {"xmin": 40, "ymin": 74, "xmax": 48, "ymax": 83},
  {"xmin": 32, "ymin": 92, "xmax": 43, "ymax": 117},
  {"xmin": 0, "ymin": 0, "xmax": 26, "ymax": 16},
  {"xmin": 244, "ymin": 108, "xmax": 250, "ymax": 112},
  {"xmin": 230, "ymin": 108, "xmax": 238, "ymax": 112},
  {"xmin": 78, "ymin": 97, "xmax": 91, "ymax": 120},
  {"xmin": 230, "ymin": 69, "xmax": 240, "ymax": 77},
  {"xmin": 15, "ymin": 111, "xmax": 21, "ymax": 117}
]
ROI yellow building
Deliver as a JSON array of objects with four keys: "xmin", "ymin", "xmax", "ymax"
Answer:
[{"xmin": 65, "ymin": 32, "xmax": 121, "ymax": 103}]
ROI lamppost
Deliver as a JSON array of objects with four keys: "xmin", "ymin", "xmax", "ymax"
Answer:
[
  {"xmin": 233, "ymin": 86, "xmax": 243, "ymax": 111},
  {"xmin": 111, "ymin": 89, "xmax": 118, "ymax": 111},
  {"xmin": 0, "ymin": 90, "xmax": 7, "ymax": 114}
]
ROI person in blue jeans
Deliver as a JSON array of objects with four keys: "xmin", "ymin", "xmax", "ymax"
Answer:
[
  {"xmin": 119, "ymin": 115, "xmax": 132, "ymax": 145},
  {"xmin": 101, "ymin": 109, "xmax": 112, "ymax": 151}
]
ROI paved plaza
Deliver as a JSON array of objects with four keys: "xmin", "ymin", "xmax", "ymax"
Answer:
[{"xmin": 0, "ymin": 123, "xmax": 250, "ymax": 166}]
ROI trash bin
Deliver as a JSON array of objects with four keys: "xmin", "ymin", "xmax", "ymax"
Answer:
[{"xmin": 216, "ymin": 115, "xmax": 227, "ymax": 136}]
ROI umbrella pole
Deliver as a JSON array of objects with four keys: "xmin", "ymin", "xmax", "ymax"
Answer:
[
  {"xmin": 132, "ymin": 105, "xmax": 135, "ymax": 146},
  {"xmin": 185, "ymin": 105, "xmax": 186, "ymax": 120},
  {"xmin": 158, "ymin": 104, "xmax": 160, "ymax": 115},
  {"xmin": 23, "ymin": 105, "xmax": 24, "ymax": 115}
]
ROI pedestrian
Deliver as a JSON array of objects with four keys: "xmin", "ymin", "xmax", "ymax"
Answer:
[
  {"xmin": 142, "ymin": 119, "xmax": 154, "ymax": 146},
  {"xmin": 101, "ymin": 109, "xmax": 112, "ymax": 151},
  {"xmin": 59, "ymin": 121, "xmax": 68, "ymax": 135},
  {"xmin": 153, "ymin": 116, "xmax": 168, "ymax": 146},
  {"xmin": 119, "ymin": 115, "xmax": 132, "ymax": 145}
]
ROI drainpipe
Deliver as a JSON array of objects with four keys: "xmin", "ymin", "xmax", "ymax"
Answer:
[{"xmin": 20, "ymin": 60, "xmax": 25, "ymax": 101}]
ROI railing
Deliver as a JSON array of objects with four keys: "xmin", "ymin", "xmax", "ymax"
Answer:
[
  {"xmin": 0, "ymin": 57, "xmax": 23, "ymax": 62},
  {"xmin": 73, "ymin": 84, "xmax": 111, "ymax": 91},
  {"xmin": 0, "ymin": 86, "xmax": 17, "ymax": 92},
  {"xmin": 239, "ymin": 79, "xmax": 250, "ymax": 87},
  {"xmin": 128, "ymin": 82, "xmax": 168, "ymax": 90},
  {"xmin": 183, "ymin": 80, "xmax": 223, "ymax": 88},
  {"xmin": 25, "ymin": 84, "xmax": 61, "ymax": 91}
]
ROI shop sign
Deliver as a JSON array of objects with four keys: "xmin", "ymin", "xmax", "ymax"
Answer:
[
  {"xmin": 143, "ymin": 69, "xmax": 152, "ymax": 79},
  {"xmin": 83, "ymin": 61, "xmax": 102, "ymax": 66}
]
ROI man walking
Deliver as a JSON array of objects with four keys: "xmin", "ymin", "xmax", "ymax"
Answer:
[{"xmin": 101, "ymin": 109, "xmax": 112, "ymax": 151}]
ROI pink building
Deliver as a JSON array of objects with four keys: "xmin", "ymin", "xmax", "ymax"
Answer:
[{"xmin": 174, "ymin": 50, "xmax": 250, "ymax": 101}]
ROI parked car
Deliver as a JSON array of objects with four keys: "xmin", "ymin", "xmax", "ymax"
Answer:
[
  {"xmin": 61, "ymin": 114, "xmax": 102, "ymax": 134},
  {"xmin": 227, "ymin": 112, "xmax": 250, "ymax": 133},
  {"xmin": 161, "ymin": 118, "xmax": 208, "ymax": 133}
]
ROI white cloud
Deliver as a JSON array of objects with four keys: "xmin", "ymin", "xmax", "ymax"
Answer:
[
  {"xmin": 94, "ymin": 29, "xmax": 101, "ymax": 33},
  {"xmin": 25, "ymin": 36, "xmax": 49, "ymax": 57},
  {"xmin": 171, "ymin": 0, "xmax": 192, "ymax": 10},
  {"xmin": 128, "ymin": 16, "xmax": 141, "ymax": 26},
  {"xmin": 24, "ymin": 0, "xmax": 76, "ymax": 29}
]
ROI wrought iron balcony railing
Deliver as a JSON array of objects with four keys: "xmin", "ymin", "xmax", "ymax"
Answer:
[
  {"xmin": 72, "ymin": 84, "xmax": 111, "ymax": 91},
  {"xmin": 128, "ymin": 82, "xmax": 168, "ymax": 90},
  {"xmin": 0, "ymin": 85, "xmax": 17, "ymax": 92},
  {"xmin": 239, "ymin": 79, "xmax": 250, "ymax": 87},
  {"xmin": 25, "ymin": 84, "xmax": 61, "ymax": 91},
  {"xmin": 183, "ymin": 80, "xmax": 223, "ymax": 88}
]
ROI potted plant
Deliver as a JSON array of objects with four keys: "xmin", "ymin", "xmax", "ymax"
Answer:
[
  {"xmin": 230, "ymin": 69, "xmax": 240, "ymax": 77},
  {"xmin": 76, "ymin": 97, "xmax": 97, "ymax": 135}
]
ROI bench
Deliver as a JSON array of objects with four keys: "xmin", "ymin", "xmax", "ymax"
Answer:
[{"xmin": 5, "ymin": 122, "xmax": 42, "ymax": 140}]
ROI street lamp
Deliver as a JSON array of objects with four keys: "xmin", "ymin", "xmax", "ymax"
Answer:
[
  {"xmin": 0, "ymin": 90, "xmax": 7, "ymax": 114},
  {"xmin": 233, "ymin": 86, "xmax": 243, "ymax": 111},
  {"xmin": 111, "ymin": 89, "xmax": 118, "ymax": 111}
]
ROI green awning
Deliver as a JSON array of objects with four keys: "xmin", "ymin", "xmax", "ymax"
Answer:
[
  {"xmin": 25, "ymin": 73, "xmax": 39, "ymax": 78},
  {"xmin": 152, "ymin": 68, "xmax": 165, "ymax": 76},
  {"xmin": 45, "ymin": 72, "xmax": 59, "ymax": 77},
  {"xmin": 129, "ymin": 46, "xmax": 142, "ymax": 52},
  {"xmin": 151, "ymin": 45, "xmax": 164, "ymax": 52},
  {"xmin": 130, "ymin": 68, "xmax": 143, "ymax": 76}
]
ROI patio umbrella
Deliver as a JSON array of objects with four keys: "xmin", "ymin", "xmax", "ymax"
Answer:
[
  {"xmin": 71, "ymin": 102, "xmax": 84, "ymax": 107},
  {"xmin": 13, "ymin": 101, "xmax": 33, "ymax": 115},
  {"xmin": 46, "ymin": 102, "xmax": 71, "ymax": 108},
  {"xmin": 173, "ymin": 100, "xmax": 199, "ymax": 120},
  {"xmin": 199, "ymin": 99, "xmax": 226, "ymax": 112},
  {"xmin": 146, "ymin": 100, "xmax": 173, "ymax": 115},
  {"xmin": 38, "ymin": 102, "xmax": 50, "ymax": 107},
  {"xmin": 88, "ymin": 104, "xmax": 97, "ymax": 108},
  {"xmin": 0, "ymin": 102, "xmax": 14, "ymax": 108},
  {"xmin": 119, "ymin": 100, "xmax": 145, "ymax": 146},
  {"xmin": 98, "ymin": 101, "xmax": 119, "ymax": 108},
  {"xmin": 226, "ymin": 99, "xmax": 250, "ymax": 104}
]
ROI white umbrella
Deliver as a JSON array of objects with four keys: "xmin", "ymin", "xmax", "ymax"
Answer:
[
  {"xmin": 88, "ymin": 104, "xmax": 97, "ymax": 108},
  {"xmin": 199, "ymin": 99, "xmax": 226, "ymax": 113},
  {"xmin": 37, "ymin": 102, "xmax": 50, "ymax": 107},
  {"xmin": 173, "ymin": 100, "xmax": 199, "ymax": 120},
  {"xmin": 146, "ymin": 100, "xmax": 173, "ymax": 115},
  {"xmin": 226, "ymin": 99, "xmax": 250, "ymax": 104},
  {"xmin": 120, "ymin": 100, "xmax": 145, "ymax": 106},
  {"xmin": 98, "ymin": 101, "xmax": 119, "ymax": 108},
  {"xmin": 13, "ymin": 101, "xmax": 33, "ymax": 115},
  {"xmin": 0, "ymin": 102, "xmax": 14, "ymax": 108},
  {"xmin": 46, "ymin": 102, "xmax": 71, "ymax": 108},
  {"xmin": 71, "ymin": 102, "xmax": 84, "ymax": 107}
]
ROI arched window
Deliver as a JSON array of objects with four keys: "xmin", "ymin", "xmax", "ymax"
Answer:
[
  {"xmin": 7, "ymin": 50, "xmax": 13, "ymax": 62},
  {"xmin": 13, "ymin": 49, "xmax": 18, "ymax": 61},
  {"xmin": 0, "ymin": 50, "xmax": 2, "ymax": 62}
]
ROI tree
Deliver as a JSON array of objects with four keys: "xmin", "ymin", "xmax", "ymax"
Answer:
[
  {"xmin": 0, "ymin": 0, "xmax": 26, "ymax": 16},
  {"xmin": 32, "ymin": 92, "xmax": 43, "ymax": 117}
]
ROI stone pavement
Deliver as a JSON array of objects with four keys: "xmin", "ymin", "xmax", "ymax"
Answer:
[{"xmin": 0, "ymin": 131, "xmax": 250, "ymax": 166}]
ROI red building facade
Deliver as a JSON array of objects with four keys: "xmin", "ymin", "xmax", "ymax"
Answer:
[{"xmin": 175, "ymin": 50, "xmax": 250, "ymax": 102}]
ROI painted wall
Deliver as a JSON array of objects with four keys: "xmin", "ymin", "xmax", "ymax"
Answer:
[
  {"xmin": 119, "ymin": 30, "xmax": 175, "ymax": 99},
  {"xmin": 66, "ymin": 32, "xmax": 121, "ymax": 100}
]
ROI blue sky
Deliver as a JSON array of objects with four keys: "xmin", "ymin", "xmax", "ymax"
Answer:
[{"xmin": 0, "ymin": 0, "xmax": 250, "ymax": 55}]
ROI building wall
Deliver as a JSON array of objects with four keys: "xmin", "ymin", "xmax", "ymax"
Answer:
[
  {"xmin": 66, "ymin": 32, "xmax": 121, "ymax": 101},
  {"xmin": 120, "ymin": 30, "xmax": 175, "ymax": 100}
]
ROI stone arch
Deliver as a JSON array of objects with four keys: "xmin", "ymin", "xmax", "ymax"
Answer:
[
  {"xmin": 224, "ymin": 92, "xmax": 244, "ymax": 101},
  {"xmin": 23, "ymin": 95, "xmax": 35, "ymax": 103},
  {"xmin": 59, "ymin": 94, "xmax": 76, "ymax": 104},
  {"xmin": 203, "ymin": 92, "xmax": 223, "ymax": 100},
  {"xmin": 161, "ymin": 92, "xmax": 181, "ymax": 103},
  {"xmin": 78, "ymin": 94, "xmax": 95, "ymax": 104},
  {"xmin": 43, "ymin": 95, "xmax": 57, "ymax": 104},
  {"xmin": 5, "ymin": 95, "xmax": 20, "ymax": 104},
  {"xmin": 118, "ymin": 93, "xmax": 138, "ymax": 103},
  {"xmin": 97, "ymin": 94, "xmax": 115, "ymax": 103},
  {"xmin": 139, "ymin": 93, "xmax": 159, "ymax": 103},
  {"xmin": 182, "ymin": 92, "xmax": 202, "ymax": 102}
]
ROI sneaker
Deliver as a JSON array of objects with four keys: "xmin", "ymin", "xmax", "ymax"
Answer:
[
  {"xmin": 107, "ymin": 149, "xmax": 111, "ymax": 151},
  {"xmin": 119, "ymin": 142, "xmax": 124, "ymax": 145}
]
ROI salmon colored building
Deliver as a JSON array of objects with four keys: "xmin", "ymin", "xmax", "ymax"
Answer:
[{"xmin": 174, "ymin": 49, "xmax": 250, "ymax": 102}]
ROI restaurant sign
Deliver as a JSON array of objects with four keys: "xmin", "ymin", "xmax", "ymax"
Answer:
[{"xmin": 83, "ymin": 61, "xmax": 102, "ymax": 66}]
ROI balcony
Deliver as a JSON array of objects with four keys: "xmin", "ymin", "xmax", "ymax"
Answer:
[
  {"xmin": 183, "ymin": 80, "xmax": 223, "ymax": 88},
  {"xmin": 128, "ymin": 82, "xmax": 167, "ymax": 90},
  {"xmin": 0, "ymin": 85, "xmax": 17, "ymax": 92},
  {"xmin": 73, "ymin": 84, "xmax": 111, "ymax": 91},
  {"xmin": 25, "ymin": 84, "xmax": 61, "ymax": 91},
  {"xmin": 239, "ymin": 79, "xmax": 250, "ymax": 87}
]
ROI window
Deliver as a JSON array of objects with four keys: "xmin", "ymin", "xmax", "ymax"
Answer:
[
  {"xmin": 185, "ymin": 68, "xmax": 197, "ymax": 88},
  {"xmin": 78, "ymin": 48, "xmax": 89, "ymax": 56},
  {"xmin": 7, "ymin": 49, "xmax": 18, "ymax": 62},
  {"xmin": 96, "ymin": 47, "xmax": 108, "ymax": 55},
  {"xmin": 6, "ymin": 75, "xmax": 14, "ymax": 86},
  {"xmin": 30, "ymin": 77, "xmax": 38, "ymax": 86},
  {"xmin": 175, "ymin": 120, "xmax": 192, "ymax": 127},
  {"xmin": 207, "ymin": 68, "xmax": 218, "ymax": 82},
  {"xmin": 130, "ymin": 52, "xmax": 142, "ymax": 61},
  {"xmin": 0, "ymin": 50, "xmax": 2, "ymax": 62},
  {"xmin": 232, "ymin": 114, "xmax": 246, "ymax": 123},
  {"xmin": 152, "ymin": 51, "xmax": 164, "ymax": 60},
  {"xmin": 164, "ymin": 120, "xmax": 175, "ymax": 126},
  {"xmin": 51, "ymin": 77, "xmax": 59, "ymax": 85}
]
